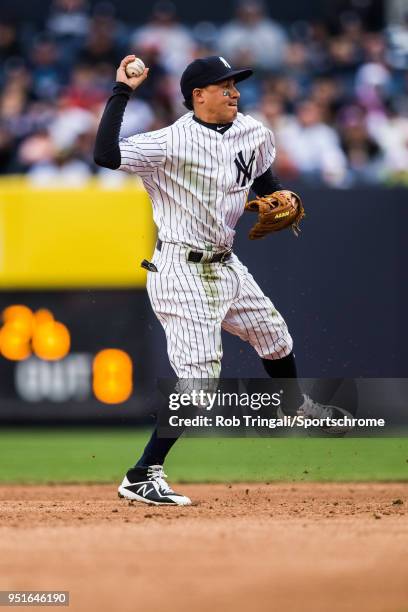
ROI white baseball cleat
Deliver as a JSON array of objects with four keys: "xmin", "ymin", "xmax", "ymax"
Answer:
[
  {"xmin": 277, "ymin": 394, "xmax": 354, "ymax": 434},
  {"xmin": 118, "ymin": 464, "xmax": 192, "ymax": 506},
  {"xmin": 297, "ymin": 394, "xmax": 354, "ymax": 434}
]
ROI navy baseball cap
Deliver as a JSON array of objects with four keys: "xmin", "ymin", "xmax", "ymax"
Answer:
[{"xmin": 180, "ymin": 56, "xmax": 253, "ymax": 101}]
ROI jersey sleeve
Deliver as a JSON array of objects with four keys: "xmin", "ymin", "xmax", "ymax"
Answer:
[
  {"xmin": 254, "ymin": 126, "xmax": 276, "ymax": 178},
  {"xmin": 119, "ymin": 130, "xmax": 167, "ymax": 176}
]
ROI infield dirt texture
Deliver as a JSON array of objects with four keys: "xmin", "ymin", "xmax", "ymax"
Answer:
[{"xmin": 1, "ymin": 432, "xmax": 407, "ymax": 611}]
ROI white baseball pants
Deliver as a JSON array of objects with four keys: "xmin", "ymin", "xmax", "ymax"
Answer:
[{"xmin": 146, "ymin": 242, "xmax": 293, "ymax": 378}]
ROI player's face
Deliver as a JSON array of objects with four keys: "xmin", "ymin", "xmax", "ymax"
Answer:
[{"xmin": 194, "ymin": 79, "xmax": 240, "ymax": 123}]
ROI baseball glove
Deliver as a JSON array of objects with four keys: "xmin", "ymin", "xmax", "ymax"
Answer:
[{"xmin": 245, "ymin": 190, "xmax": 305, "ymax": 239}]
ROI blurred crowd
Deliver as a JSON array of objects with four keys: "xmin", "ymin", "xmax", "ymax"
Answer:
[{"xmin": 1, "ymin": 0, "xmax": 408, "ymax": 187}]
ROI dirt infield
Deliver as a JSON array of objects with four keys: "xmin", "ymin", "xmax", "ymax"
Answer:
[{"xmin": 1, "ymin": 483, "xmax": 407, "ymax": 612}]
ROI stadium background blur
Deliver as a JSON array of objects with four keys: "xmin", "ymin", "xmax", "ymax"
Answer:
[
  {"xmin": 0, "ymin": 0, "xmax": 407, "ymax": 427},
  {"xmin": 1, "ymin": 0, "xmax": 408, "ymax": 186}
]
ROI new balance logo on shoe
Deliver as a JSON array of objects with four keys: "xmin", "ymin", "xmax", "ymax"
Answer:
[{"xmin": 136, "ymin": 483, "xmax": 155, "ymax": 497}]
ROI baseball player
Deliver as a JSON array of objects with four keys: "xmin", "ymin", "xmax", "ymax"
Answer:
[{"xmin": 94, "ymin": 55, "xmax": 351, "ymax": 506}]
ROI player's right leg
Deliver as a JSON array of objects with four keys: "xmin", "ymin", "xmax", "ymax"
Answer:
[
  {"xmin": 146, "ymin": 243, "xmax": 238, "ymax": 378},
  {"xmin": 118, "ymin": 243, "xmax": 237, "ymax": 505}
]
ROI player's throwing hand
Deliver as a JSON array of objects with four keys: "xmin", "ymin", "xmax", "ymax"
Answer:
[{"xmin": 116, "ymin": 55, "xmax": 149, "ymax": 90}]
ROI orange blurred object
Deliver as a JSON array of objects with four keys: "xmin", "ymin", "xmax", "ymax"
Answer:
[
  {"xmin": 93, "ymin": 374, "xmax": 133, "ymax": 404},
  {"xmin": 33, "ymin": 309, "xmax": 54, "ymax": 330},
  {"xmin": 93, "ymin": 349, "xmax": 133, "ymax": 404},
  {"xmin": 2, "ymin": 305, "xmax": 34, "ymax": 339},
  {"xmin": 93, "ymin": 349, "xmax": 133, "ymax": 376},
  {"xmin": 0, "ymin": 324, "xmax": 31, "ymax": 361},
  {"xmin": 32, "ymin": 321, "xmax": 70, "ymax": 361}
]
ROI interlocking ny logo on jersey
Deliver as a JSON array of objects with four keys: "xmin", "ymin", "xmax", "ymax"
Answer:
[{"xmin": 234, "ymin": 150, "xmax": 256, "ymax": 187}]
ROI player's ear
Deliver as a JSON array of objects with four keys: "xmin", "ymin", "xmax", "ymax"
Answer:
[{"xmin": 192, "ymin": 88, "xmax": 204, "ymax": 106}]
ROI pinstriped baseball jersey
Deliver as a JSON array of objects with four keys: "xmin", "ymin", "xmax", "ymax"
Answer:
[{"xmin": 119, "ymin": 111, "xmax": 275, "ymax": 250}]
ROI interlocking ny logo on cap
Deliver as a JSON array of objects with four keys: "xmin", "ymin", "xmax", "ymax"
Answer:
[{"xmin": 219, "ymin": 57, "xmax": 232, "ymax": 69}]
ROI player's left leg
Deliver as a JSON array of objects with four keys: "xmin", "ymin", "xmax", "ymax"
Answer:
[
  {"xmin": 221, "ymin": 255, "xmax": 304, "ymax": 413},
  {"xmin": 222, "ymin": 255, "xmax": 353, "ymax": 429}
]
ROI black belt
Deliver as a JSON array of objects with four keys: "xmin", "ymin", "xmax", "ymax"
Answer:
[{"xmin": 156, "ymin": 239, "xmax": 231, "ymax": 263}]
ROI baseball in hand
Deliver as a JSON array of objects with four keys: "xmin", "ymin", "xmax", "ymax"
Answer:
[{"xmin": 125, "ymin": 58, "xmax": 146, "ymax": 78}]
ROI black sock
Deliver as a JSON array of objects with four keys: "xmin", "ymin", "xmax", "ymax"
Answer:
[
  {"xmin": 135, "ymin": 426, "xmax": 181, "ymax": 468},
  {"xmin": 308, "ymin": 378, "xmax": 358, "ymax": 416},
  {"xmin": 261, "ymin": 352, "xmax": 303, "ymax": 415},
  {"xmin": 308, "ymin": 379, "xmax": 343, "ymax": 405}
]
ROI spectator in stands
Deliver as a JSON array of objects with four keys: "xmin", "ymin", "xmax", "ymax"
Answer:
[
  {"xmin": 47, "ymin": 0, "xmax": 90, "ymax": 41},
  {"xmin": 262, "ymin": 74, "xmax": 300, "ymax": 113},
  {"xmin": 131, "ymin": 1, "xmax": 195, "ymax": 76},
  {"xmin": 130, "ymin": 43, "xmax": 171, "ymax": 112},
  {"xmin": 29, "ymin": 35, "xmax": 65, "ymax": 101},
  {"xmin": 220, "ymin": 0, "xmax": 287, "ymax": 71},
  {"xmin": 62, "ymin": 64, "xmax": 110, "ymax": 109},
  {"xmin": 310, "ymin": 77, "xmax": 344, "ymax": 122},
  {"xmin": 25, "ymin": 148, "xmax": 92, "ymax": 187},
  {"xmin": 366, "ymin": 101, "xmax": 408, "ymax": 181},
  {"xmin": 386, "ymin": 12, "xmax": 408, "ymax": 70},
  {"xmin": 18, "ymin": 130, "xmax": 55, "ymax": 173},
  {"xmin": 0, "ymin": 77, "xmax": 56, "ymax": 174},
  {"xmin": 328, "ymin": 35, "xmax": 362, "ymax": 94},
  {"xmin": 338, "ymin": 104, "xmax": 384, "ymax": 184},
  {"xmin": 46, "ymin": 0, "xmax": 90, "ymax": 65},
  {"xmin": 119, "ymin": 96, "xmax": 155, "ymax": 138},
  {"xmin": 283, "ymin": 41, "xmax": 312, "ymax": 96},
  {"xmin": 0, "ymin": 19, "xmax": 24, "ymax": 71},
  {"xmin": 78, "ymin": 12, "xmax": 123, "ymax": 70},
  {"xmin": 48, "ymin": 96, "xmax": 95, "ymax": 152},
  {"xmin": 248, "ymin": 93, "xmax": 298, "ymax": 179},
  {"xmin": 303, "ymin": 20, "xmax": 332, "ymax": 76},
  {"xmin": 355, "ymin": 32, "xmax": 393, "ymax": 112},
  {"xmin": 277, "ymin": 99, "xmax": 348, "ymax": 186},
  {"xmin": 0, "ymin": 85, "xmax": 29, "ymax": 140}
]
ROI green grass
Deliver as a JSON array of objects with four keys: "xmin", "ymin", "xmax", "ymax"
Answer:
[{"xmin": 0, "ymin": 429, "xmax": 407, "ymax": 483}]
